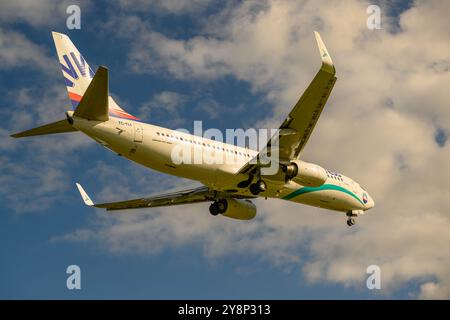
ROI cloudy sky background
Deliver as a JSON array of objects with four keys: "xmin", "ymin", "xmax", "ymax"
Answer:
[{"xmin": 1, "ymin": 0, "xmax": 449, "ymax": 299}]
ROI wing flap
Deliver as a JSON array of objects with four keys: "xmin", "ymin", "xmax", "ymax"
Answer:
[{"xmin": 98, "ymin": 187, "xmax": 212, "ymax": 211}]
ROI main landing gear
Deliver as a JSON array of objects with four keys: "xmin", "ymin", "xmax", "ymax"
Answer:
[
  {"xmin": 346, "ymin": 211, "xmax": 357, "ymax": 227},
  {"xmin": 249, "ymin": 180, "xmax": 267, "ymax": 195},
  {"xmin": 237, "ymin": 170, "xmax": 267, "ymax": 196},
  {"xmin": 209, "ymin": 199, "xmax": 227, "ymax": 216}
]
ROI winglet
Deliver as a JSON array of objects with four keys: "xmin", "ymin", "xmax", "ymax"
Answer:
[
  {"xmin": 75, "ymin": 183, "xmax": 94, "ymax": 206},
  {"xmin": 314, "ymin": 31, "xmax": 335, "ymax": 74}
]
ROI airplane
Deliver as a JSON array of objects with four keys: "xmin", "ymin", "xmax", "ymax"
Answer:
[{"xmin": 11, "ymin": 31, "xmax": 374, "ymax": 227}]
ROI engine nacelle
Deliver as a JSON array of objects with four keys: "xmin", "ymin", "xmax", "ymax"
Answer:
[
  {"xmin": 222, "ymin": 199, "xmax": 257, "ymax": 220},
  {"xmin": 284, "ymin": 160, "xmax": 327, "ymax": 187}
]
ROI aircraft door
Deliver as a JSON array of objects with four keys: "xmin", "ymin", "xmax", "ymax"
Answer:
[{"xmin": 133, "ymin": 123, "xmax": 143, "ymax": 143}]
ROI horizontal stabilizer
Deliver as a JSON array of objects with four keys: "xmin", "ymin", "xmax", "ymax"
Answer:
[
  {"xmin": 73, "ymin": 66, "xmax": 109, "ymax": 121},
  {"xmin": 10, "ymin": 119, "xmax": 77, "ymax": 138}
]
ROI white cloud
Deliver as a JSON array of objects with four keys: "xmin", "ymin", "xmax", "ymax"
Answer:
[
  {"xmin": 419, "ymin": 281, "xmax": 450, "ymax": 300},
  {"xmin": 116, "ymin": 0, "xmax": 213, "ymax": 15},
  {"xmin": 195, "ymin": 98, "xmax": 223, "ymax": 119},
  {"xmin": 0, "ymin": 0, "xmax": 89, "ymax": 27},
  {"xmin": 0, "ymin": 28, "xmax": 57, "ymax": 74},
  {"xmin": 0, "ymin": 132, "xmax": 93, "ymax": 213},
  {"xmin": 139, "ymin": 91, "xmax": 187, "ymax": 125},
  {"xmin": 0, "ymin": 71, "xmax": 94, "ymax": 213}
]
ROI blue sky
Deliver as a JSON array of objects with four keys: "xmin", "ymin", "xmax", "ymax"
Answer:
[{"xmin": 1, "ymin": 0, "xmax": 449, "ymax": 299}]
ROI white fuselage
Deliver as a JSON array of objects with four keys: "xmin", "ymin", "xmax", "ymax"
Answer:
[{"xmin": 71, "ymin": 113, "xmax": 374, "ymax": 214}]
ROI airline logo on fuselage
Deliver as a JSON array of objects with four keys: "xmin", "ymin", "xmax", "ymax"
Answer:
[{"xmin": 362, "ymin": 193, "xmax": 368, "ymax": 204}]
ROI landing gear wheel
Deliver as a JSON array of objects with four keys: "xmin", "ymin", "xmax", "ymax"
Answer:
[
  {"xmin": 250, "ymin": 183, "xmax": 260, "ymax": 195},
  {"xmin": 209, "ymin": 199, "xmax": 228, "ymax": 216},
  {"xmin": 216, "ymin": 199, "xmax": 227, "ymax": 213},
  {"xmin": 209, "ymin": 203, "xmax": 219, "ymax": 216},
  {"xmin": 250, "ymin": 180, "xmax": 267, "ymax": 195},
  {"xmin": 346, "ymin": 218, "xmax": 356, "ymax": 226}
]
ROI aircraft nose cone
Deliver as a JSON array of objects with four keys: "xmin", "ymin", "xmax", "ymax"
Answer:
[{"xmin": 362, "ymin": 192, "xmax": 375, "ymax": 210}]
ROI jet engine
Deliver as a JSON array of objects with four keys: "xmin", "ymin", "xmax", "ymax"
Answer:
[
  {"xmin": 283, "ymin": 160, "xmax": 327, "ymax": 187},
  {"xmin": 210, "ymin": 199, "xmax": 257, "ymax": 220}
]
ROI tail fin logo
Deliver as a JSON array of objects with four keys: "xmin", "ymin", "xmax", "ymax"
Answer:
[{"xmin": 61, "ymin": 51, "xmax": 94, "ymax": 87}]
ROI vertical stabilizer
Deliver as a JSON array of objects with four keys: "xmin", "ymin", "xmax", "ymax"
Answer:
[{"xmin": 52, "ymin": 31, "xmax": 95, "ymax": 108}]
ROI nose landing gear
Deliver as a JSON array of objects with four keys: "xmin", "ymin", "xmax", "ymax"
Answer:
[
  {"xmin": 346, "ymin": 211, "xmax": 358, "ymax": 227},
  {"xmin": 346, "ymin": 217, "xmax": 356, "ymax": 226}
]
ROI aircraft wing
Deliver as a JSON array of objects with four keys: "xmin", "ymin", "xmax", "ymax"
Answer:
[
  {"xmin": 75, "ymin": 183, "xmax": 254, "ymax": 211},
  {"xmin": 238, "ymin": 32, "xmax": 336, "ymax": 174}
]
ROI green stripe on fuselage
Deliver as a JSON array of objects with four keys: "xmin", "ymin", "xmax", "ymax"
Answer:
[{"xmin": 282, "ymin": 183, "xmax": 364, "ymax": 206}]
